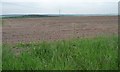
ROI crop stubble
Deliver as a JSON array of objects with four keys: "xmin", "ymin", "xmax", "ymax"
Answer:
[{"xmin": 2, "ymin": 16, "xmax": 118, "ymax": 44}]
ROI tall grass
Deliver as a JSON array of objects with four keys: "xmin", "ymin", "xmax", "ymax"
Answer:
[
  {"xmin": 2, "ymin": 36, "xmax": 118, "ymax": 70},
  {"xmin": 0, "ymin": 44, "xmax": 2, "ymax": 71}
]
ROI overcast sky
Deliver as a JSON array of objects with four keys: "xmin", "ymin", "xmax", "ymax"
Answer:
[{"xmin": 0, "ymin": 0, "xmax": 119, "ymax": 15}]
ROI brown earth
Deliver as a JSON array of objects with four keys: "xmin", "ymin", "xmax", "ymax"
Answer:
[{"xmin": 2, "ymin": 16, "xmax": 118, "ymax": 44}]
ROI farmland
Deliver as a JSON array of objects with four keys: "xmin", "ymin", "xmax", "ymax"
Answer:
[{"xmin": 2, "ymin": 16, "xmax": 118, "ymax": 70}]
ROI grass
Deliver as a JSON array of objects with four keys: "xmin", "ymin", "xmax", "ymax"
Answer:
[
  {"xmin": 2, "ymin": 35, "xmax": 118, "ymax": 70},
  {"xmin": 0, "ymin": 44, "xmax": 1, "ymax": 71}
]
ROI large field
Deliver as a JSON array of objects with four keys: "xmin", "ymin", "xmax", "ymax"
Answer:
[
  {"xmin": 2, "ymin": 16, "xmax": 118, "ymax": 44},
  {"xmin": 2, "ymin": 16, "xmax": 118, "ymax": 70}
]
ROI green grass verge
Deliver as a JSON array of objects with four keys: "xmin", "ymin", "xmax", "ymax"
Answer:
[
  {"xmin": 2, "ymin": 35, "xmax": 118, "ymax": 70},
  {"xmin": 0, "ymin": 44, "xmax": 2, "ymax": 71}
]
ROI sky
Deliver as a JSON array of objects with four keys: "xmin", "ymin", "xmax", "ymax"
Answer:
[{"xmin": 0, "ymin": 0, "xmax": 119, "ymax": 15}]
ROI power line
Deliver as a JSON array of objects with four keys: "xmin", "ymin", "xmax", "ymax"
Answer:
[{"xmin": 59, "ymin": 9, "xmax": 61, "ymax": 16}]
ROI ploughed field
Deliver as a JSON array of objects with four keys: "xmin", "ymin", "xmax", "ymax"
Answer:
[{"xmin": 2, "ymin": 16, "xmax": 118, "ymax": 44}]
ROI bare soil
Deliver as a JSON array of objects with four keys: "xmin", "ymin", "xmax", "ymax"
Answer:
[{"xmin": 2, "ymin": 16, "xmax": 118, "ymax": 44}]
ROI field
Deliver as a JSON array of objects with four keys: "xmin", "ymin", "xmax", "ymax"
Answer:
[
  {"xmin": 2, "ymin": 16, "xmax": 118, "ymax": 70},
  {"xmin": 2, "ymin": 16, "xmax": 118, "ymax": 44}
]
